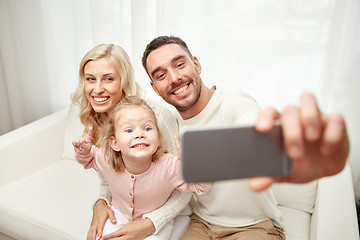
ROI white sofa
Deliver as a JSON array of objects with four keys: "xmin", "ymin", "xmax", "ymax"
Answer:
[{"xmin": 0, "ymin": 105, "xmax": 359, "ymax": 240}]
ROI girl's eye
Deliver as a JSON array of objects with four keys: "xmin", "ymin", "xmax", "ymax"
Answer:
[
  {"xmin": 144, "ymin": 127, "xmax": 152, "ymax": 131},
  {"xmin": 125, "ymin": 129, "xmax": 133, "ymax": 133}
]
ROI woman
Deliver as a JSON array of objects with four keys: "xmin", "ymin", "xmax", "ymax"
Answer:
[{"xmin": 72, "ymin": 44, "xmax": 191, "ymax": 240}]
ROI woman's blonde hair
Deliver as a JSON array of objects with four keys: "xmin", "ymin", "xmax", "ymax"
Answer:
[
  {"xmin": 103, "ymin": 96, "xmax": 167, "ymax": 171},
  {"xmin": 72, "ymin": 44, "xmax": 141, "ymax": 146}
]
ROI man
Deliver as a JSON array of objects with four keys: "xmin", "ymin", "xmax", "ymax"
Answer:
[
  {"xmin": 141, "ymin": 36, "xmax": 349, "ymax": 239},
  {"xmin": 94, "ymin": 36, "xmax": 349, "ymax": 240}
]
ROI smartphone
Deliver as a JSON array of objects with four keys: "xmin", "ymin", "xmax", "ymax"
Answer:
[{"xmin": 180, "ymin": 122, "xmax": 292, "ymax": 183}]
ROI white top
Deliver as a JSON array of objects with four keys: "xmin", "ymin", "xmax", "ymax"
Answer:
[{"xmin": 175, "ymin": 87, "xmax": 284, "ymax": 228}]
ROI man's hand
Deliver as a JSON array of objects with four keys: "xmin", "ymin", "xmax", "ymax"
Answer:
[
  {"xmin": 250, "ymin": 92, "xmax": 349, "ymax": 191},
  {"xmin": 100, "ymin": 218, "xmax": 156, "ymax": 240},
  {"xmin": 87, "ymin": 199, "xmax": 116, "ymax": 240}
]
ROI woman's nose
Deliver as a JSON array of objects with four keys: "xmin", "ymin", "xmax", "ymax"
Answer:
[{"xmin": 94, "ymin": 81, "xmax": 104, "ymax": 94}]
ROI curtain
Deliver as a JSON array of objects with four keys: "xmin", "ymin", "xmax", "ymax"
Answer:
[{"xmin": 1, "ymin": 0, "xmax": 359, "ymax": 197}]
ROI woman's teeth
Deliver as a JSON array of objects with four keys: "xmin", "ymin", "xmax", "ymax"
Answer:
[{"xmin": 94, "ymin": 97, "xmax": 109, "ymax": 102}]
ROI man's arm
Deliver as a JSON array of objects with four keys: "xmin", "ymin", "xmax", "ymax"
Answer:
[{"xmin": 250, "ymin": 92, "xmax": 349, "ymax": 191}]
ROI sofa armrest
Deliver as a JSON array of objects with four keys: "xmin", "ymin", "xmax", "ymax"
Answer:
[
  {"xmin": 310, "ymin": 164, "xmax": 359, "ymax": 240},
  {"xmin": 0, "ymin": 107, "xmax": 68, "ymax": 186}
]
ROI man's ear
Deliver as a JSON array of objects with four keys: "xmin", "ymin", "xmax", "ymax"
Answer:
[
  {"xmin": 150, "ymin": 81, "xmax": 160, "ymax": 96},
  {"xmin": 109, "ymin": 136, "xmax": 120, "ymax": 151},
  {"xmin": 192, "ymin": 56, "xmax": 202, "ymax": 75}
]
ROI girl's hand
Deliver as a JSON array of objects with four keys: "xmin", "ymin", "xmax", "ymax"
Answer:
[{"xmin": 72, "ymin": 127, "xmax": 94, "ymax": 156}]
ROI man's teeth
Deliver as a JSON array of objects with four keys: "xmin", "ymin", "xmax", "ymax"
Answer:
[
  {"xmin": 94, "ymin": 97, "xmax": 108, "ymax": 102},
  {"xmin": 173, "ymin": 85, "xmax": 188, "ymax": 95}
]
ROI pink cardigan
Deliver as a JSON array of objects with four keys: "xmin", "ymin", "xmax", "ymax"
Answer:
[{"xmin": 76, "ymin": 146, "xmax": 210, "ymax": 221}]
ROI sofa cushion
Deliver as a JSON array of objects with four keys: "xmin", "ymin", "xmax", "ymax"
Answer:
[
  {"xmin": 272, "ymin": 180, "xmax": 318, "ymax": 214},
  {"xmin": 0, "ymin": 160, "xmax": 99, "ymax": 240},
  {"xmin": 278, "ymin": 205, "xmax": 311, "ymax": 240}
]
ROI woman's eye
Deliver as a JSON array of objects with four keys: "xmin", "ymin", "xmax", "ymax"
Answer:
[
  {"xmin": 104, "ymin": 77, "xmax": 113, "ymax": 81},
  {"xmin": 86, "ymin": 77, "xmax": 95, "ymax": 81}
]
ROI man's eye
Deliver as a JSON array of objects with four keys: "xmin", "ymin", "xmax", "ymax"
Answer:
[
  {"xmin": 176, "ymin": 62, "xmax": 184, "ymax": 68},
  {"xmin": 125, "ymin": 129, "xmax": 133, "ymax": 133},
  {"xmin": 156, "ymin": 73, "xmax": 165, "ymax": 81}
]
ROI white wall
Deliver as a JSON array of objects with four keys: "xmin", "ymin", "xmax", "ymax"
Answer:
[{"xmin": 1, "ymin": 0, "xmax": 359, "ymax": 198}]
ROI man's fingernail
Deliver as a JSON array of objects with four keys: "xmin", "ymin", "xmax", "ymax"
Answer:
[
  {"xmin": 257, "ymin": 119, "xmax": 268, "ymax": 128},
  {"xmin": 306, "ymin": 125, "xmax": 318, "ymax": 140}
]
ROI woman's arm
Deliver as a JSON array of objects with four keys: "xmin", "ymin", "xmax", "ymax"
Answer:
[
  {"xmin": 87, "ymin": 198, "xmax": 115, "ymax": 240},
  {"xmin": 97, "ymin": 172, "xmax": 112, "ymax": 205},
  {"xmin": 100, "ymin": 189, "xmax": 192, "ymax": 240}
]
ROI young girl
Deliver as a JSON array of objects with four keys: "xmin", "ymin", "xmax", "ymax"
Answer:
[{"xmin": 73, "ymin": 96, "xmax": 211, "ymax": 240}]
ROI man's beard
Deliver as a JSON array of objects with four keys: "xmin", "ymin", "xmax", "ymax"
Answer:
[{"xmin": 171, "ymin": 79, "xmax": 202, "ymax": 112}]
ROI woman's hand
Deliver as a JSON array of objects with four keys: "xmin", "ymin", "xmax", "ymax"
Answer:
[
  {"xmin": 249, "ymin": 92, "xmax": 349, "ymax": 191},
  {"xmin": 100, "ymin": 218, "xmax": 156, "ymax": 240},
  {"xmin": 87, "ymin": 199, "xmax": 116, "ymax": 240}
]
